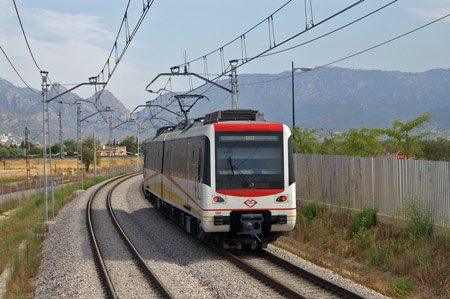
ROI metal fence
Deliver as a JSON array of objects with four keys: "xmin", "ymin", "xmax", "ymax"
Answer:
[{"xmin": 295, "ymin": 154, "xmax": 450, "ymax": 226}]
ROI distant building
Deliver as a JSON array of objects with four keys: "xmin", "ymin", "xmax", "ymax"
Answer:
[{"xmin": 98, "ymin": 146, "xmax": 127, "ymax": 157}]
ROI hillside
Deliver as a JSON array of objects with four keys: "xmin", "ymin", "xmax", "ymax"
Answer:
[
  {"xmin": 0, "ymin": 78, "xmax": 131, "ymax": 143},
  {"xmin": 1, "ymin": 67, "xmax": 450, "ymax": 143}
]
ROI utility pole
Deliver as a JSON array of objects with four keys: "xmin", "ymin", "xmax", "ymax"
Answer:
[
  {"xmin": 24, "ymin": 127, "xmax": 30, "ymax": 179},
  {"xmin": 57, "ymin": 109, "xmax": 63, "ymax": 159},
  {"xmin": 230, "ymin": 59, "xmax": 239, "ymax": 110},
  {"xmin": 136, "ymin": 119, "xmax": 140, "ymax": 171},
  {"xmin": 291, "ymin": 62, "xmax": 313, "ymax": 129},
  {"xmin": 93, "ymin": 131, "xmax": 97, "ymax": 177},
  {"xmin": 109, "ymin": 113, "xmax": 113, "ymax": 175},
  {"xmin": 76, "ymin": 103, "xmax": 82, "ymax": 189},
  {"xmin": 41, "ymin": 71, "xmax": 53, "ymax": 223}
]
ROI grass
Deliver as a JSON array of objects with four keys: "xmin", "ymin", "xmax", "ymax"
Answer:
[
  {"xmin": 0, "ymin": 173, "xmax": 121, "ymax": 298},
  {"xmin": 0, "ymin": 157, "xmax": 142, "ymax": 176},
  {"xmin": 276, "ymin": 202, "xmax": 450, "ymax": 298}
]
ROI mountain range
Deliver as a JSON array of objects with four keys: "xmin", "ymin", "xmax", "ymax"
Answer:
[
  {"xmin": 0, "ymin": 77, "xmax": 131, "ymax": 144},
  {"xmin": 1, "ymin": 66, "xmax": 449, "ymax": 144}
]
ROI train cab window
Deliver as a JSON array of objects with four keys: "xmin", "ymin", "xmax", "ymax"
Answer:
[{"xmin": 215, "ymin": 132, "xmax": 283, "ymax": 190}]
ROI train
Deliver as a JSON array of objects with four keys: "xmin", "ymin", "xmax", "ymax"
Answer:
[{"xmin": 142, "ymin": 109, "xmax": 296, "ymax": 249}]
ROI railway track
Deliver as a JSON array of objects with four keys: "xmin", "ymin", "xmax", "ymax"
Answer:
[
  {"xmin": 203, "ymin": 241, "xmax": 366, "ymax": 299},
  {"xmin": 87, "ymin": 172, "xmax": 173, "ymax": 299}
]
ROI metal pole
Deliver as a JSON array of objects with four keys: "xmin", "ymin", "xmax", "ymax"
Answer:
[
  {"xmin": 81, "ymin": 134, "xmax": 84, "ymax": 189},
  {"xmin": 291, "ymin": 61, "xmax": 295, "ymax": 129},
  {"xmin": 76, "ymin": 103, "xmax": 81, "ymax": 189},
  {"xmin": 41, "ymin": 71, "xmax": 48, "ymax": 224},
  {"xmin": 51, "ymin": 180, "xmax": 55, "ymax": 219},
  {"xmin": 230, "ymin": 60, "xmax": 239, "ymax": 109},
  {"xmin": 109, "ymin": 114, "xmax": 113, "ymax": 176},
  {"xmin": 58, "ymin": 109, "xmax": 63, "ymax": 159},
  {"xmin": 136, "ymin": 120, "xmax": 140, "ymax": 171},
  {"xmin": 93, "ymin": 132, "xmax": 97, "ymax": 177}
]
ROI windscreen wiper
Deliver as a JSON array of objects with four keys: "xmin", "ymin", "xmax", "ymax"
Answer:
[{"xmin": 227, "ymin": 157, "xmax": 254, "ymax": 187}]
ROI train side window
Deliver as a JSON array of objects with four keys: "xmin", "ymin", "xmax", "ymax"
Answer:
[
  {"xmin": 197, "ymin": 148, "xmax": 202, "ymax": 183},
  {"xmin": 288, "ymin": 135, "xmax": 295, "ymax": 185},
  {"xmin": 203, "ymin": 136, "xmax": 210, "ymax": 186}
]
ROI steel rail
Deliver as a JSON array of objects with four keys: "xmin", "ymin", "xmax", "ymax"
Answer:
[
  {"xmin": 87, "ymin": 174, "xmax": 130, "ymax": 299},
  {"xmin": 258, "ymin": 250, "xmax": 367, "ymax": 299},
  {"xmin": 202, "ymin": 240, "xmax": 307, "ymax": 298},
  {"xmin": 107, "ymin": 172, "xmax": 174, "ymax": 299}
]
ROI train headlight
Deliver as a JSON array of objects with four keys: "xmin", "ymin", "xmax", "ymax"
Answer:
[
  {"xmin": 213, "ymin": 196, "xmax": 225, "ymax": 203},
  {"xmin": 276, "ymin": 196, "xmax": 287, "ymax": 202}
]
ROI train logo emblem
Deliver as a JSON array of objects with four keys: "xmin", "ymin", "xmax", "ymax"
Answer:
[{"xmin": 244, "ymin": 199, "xmax": 258, "ymax": 208}]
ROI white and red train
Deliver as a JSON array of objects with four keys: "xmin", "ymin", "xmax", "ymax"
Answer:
[{"xmin": 142, "ymin": 110, "xmax": 296, "ymax": 249}]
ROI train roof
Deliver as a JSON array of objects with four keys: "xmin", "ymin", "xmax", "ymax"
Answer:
[{"xmin": 144, "ymin": 109, "xmax": 281, "ymax": 143}]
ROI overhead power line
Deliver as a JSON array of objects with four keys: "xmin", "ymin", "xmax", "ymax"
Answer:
[
  {"xmin": 93, "ymin": 0, "xmax": 156, "ymax": 109},
  {"xmin": 12, "ymin": 0, "xmax": 42, "ymax": 72},
  {"xmin": 241, "ymin": 11, "xmax": 450, "ymax": 87},
  {"xmin": 0, "ymin": 45, "xmax": 40, "ymax": 94},
  {"xmin": 173, "ymin": 0, "xmax": 372, "ymax": 97}
]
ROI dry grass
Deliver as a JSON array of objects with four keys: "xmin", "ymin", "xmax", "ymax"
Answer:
[
  {"xmin": 0, "ymin": 157, "xmax": 142, "ymax": 178},
  {"xmin": 276, "ymin": 203, "xmax": 450, "ymax": 298},
  {"xmin": 0, "ymin": 174, "xmax": 118, "ymax": 298}
]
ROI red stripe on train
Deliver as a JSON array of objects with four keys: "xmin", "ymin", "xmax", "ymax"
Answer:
[
  {"xmin": 214, "ymin": 123, "xmax": 283, "ymax": 132},
  {"xmin": 216, "ymin": 189, "xmax": 284, "ymax": 197}
]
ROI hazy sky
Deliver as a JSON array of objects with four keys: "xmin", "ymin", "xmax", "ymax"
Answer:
[{"xmin": 1, "ymin": 0, "xmax": 449, "ymax": 110}]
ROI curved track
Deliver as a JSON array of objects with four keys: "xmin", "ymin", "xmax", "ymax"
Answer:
[{"xmin": 87, "ymin": 173, "xmax": 173, "ymax": 299}]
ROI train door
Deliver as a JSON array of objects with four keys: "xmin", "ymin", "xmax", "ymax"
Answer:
[{"xmin": 195, "ymin": 147, "xmax": 202, "ymax": 200}]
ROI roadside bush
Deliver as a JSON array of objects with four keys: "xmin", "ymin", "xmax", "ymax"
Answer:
[
  {"xmin": 391, "ymin": 276, "xmax": 415, "ymax": 297},
  {"xmin": 351, "ymin": 208, "xmax": 377, "ymax": 233},
  {"xmin": 302, "ymin": 201, "xmax": 326, "ymax": 219},
  {"xmin": 352, "ymin": 217, "xmax": 372, "ymax": 249},
  {"xmin": 405, "ymin": 197, "xmax": 433, "ymax": 237}
]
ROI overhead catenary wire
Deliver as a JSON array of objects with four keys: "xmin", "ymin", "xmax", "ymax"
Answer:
[
  {"xmin": 12, "ymin": 0, "xmax": 42, "ymax": 72},
  {"xmin": 172, "ymin": 0, "xmax": 369, "ymax": 98},
  {"xmin": 255, "ymin": 0, "xmax": 398, "ymax": 59},
  {"xmin": 0, "ymin": 45, "xmax": 40, "ymax": 94},
  {"xmin": 93, "ymin": 0, "xmax": 156, "ymax": 113},
  {"xmin": 240, "ymin": 11, "xmax": 450, "ymax": 87}
]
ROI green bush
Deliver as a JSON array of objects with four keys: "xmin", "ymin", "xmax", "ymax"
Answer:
[
  {"xmin": 302, "ymin": 201, "xmax": 326, "ymax": 219},
  {"xmin": 353, "ymin": 217, "xmax": 372, "ymax": 249},
  {"xmin": 351, "ymin": 208, "xmax": 377, "ymax": 233},
  {"xmin": 405, "ymin": 198, "xmax": 433, "ymax": 237},
  {"xmin": 392, "ymin": 276, "xmax": 415, "ymax": 297}
]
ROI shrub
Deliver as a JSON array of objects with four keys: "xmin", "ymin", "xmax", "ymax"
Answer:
[
  {"xmin": 351, "ymin": 208, "xmax": 377, "ymax": 233},
  {"xmin": 353, "ymin": 217, "xmax": 372, "ymax": 249},
  {"xmin": 405, "ymin": 197, "xmax": 433, "ymax": 237},
  {"xmin": 302, "ymin": 201, "xmax": 326, "ymax": 219},
  {"xmin": 391, "ymin": 276, "xmax": 415, "ymax": 297}
]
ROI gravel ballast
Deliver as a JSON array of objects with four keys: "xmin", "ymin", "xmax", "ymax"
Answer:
[
  {"xmin": 34, "ymin": 187, "xmax": 104, "ymax": 298},
  {"xmin": 34, "ymin": 175, "xmax": 389, "ymax": 298}
]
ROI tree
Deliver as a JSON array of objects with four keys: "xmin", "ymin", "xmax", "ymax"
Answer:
[
  {"xmin": 50, "ymin": 144, "xmax": 60, "ymax": 155},
  {"xmin": 63, "ymin": 139, "xmax": 77, "ymax": 156},
  {"xmin": 120, "ymin": 136, "xmax": 137, "ymax": 155},
  {"xmin": 81, "ymin": 137, "xmax": 99, "ymax": 172},
  {"xmin": 30, "ymin": 144, "xmax": 41, "ymax": 156},
  {"xmin": 341, "ymin": 127, "xmax": 383, "ymax": 157},
  {"xmin": 291, "ymin": 127, "xmax": 319, "ymax": 154},
  {"xmin": 418, "ymin": 138, "xmax": 450, "ymax": 161},
  {"xmin": 383, "ymin": 114, "xmax": 432, "ymax": 159}
]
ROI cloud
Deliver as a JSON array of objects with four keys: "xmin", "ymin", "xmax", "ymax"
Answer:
[
  {"xmin": 27, "ymin": 8, "xmax": 115, "ymax": 44},
  {"xmin": 409, "ymin": 0, "xmax": 450, "ymax": 22}
]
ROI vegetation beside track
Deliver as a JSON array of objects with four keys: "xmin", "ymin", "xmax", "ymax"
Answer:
[
  {"xmin": 276, "ymin": 201, "xmax": 450, "ymax": 298},
  {"xmin": 0, "ymin": 174, "xmax": 119, "ymax": 298}
]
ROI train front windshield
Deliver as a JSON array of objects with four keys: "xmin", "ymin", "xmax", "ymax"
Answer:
[{"xmin": 215, "ymin": 132, "xmax": 283, "ymax": 190}]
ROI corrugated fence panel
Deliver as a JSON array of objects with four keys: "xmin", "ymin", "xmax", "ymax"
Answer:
[{"xmin": 295, "ymin": 154, "xmax": 450, "ymax": 226}]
